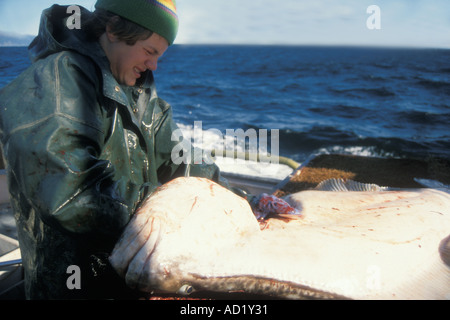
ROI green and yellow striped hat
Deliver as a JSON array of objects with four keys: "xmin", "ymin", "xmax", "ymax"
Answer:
[{"xmin": 95, "ymin": 0, "xmax": 179, "ymax": 45}]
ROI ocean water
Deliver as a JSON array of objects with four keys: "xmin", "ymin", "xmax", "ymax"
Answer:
[{"xmin": 1, "ymin": 45, "xmax": 450, "ymax": 178}]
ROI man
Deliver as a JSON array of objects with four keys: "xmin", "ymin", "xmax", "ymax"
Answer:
[
  {"xmin": 0, "ymin": 0, "xmax": 297, "ymax": 299},
  {"xmin": 0, "ymin": 0, "xmax": 231, "ymax": 299}
]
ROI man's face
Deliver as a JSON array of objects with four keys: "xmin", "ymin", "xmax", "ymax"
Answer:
[{"xmin": 105, "ymin": 31, "xmax": 169, "ymax": 86}]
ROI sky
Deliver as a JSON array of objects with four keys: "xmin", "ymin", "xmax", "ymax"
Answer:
[{"xmin": 0, "ymin": 0, "xmax": 449, "ymax": 48}]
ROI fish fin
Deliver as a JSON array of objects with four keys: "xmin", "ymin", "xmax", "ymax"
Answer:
[{"xmin": 316, "ymin": 178, "xmax": 388, "ymax": 192}]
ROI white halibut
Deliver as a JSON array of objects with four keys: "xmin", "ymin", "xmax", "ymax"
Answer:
[{"xmin": 110, "ymin": 177, "xmax": 450, "ymax": 299}]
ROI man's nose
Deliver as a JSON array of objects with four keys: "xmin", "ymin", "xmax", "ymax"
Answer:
[{"xmin": 145, "ymin": 58, "xmax": 158, "ymax": 71}]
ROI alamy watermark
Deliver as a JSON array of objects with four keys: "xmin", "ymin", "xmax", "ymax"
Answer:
[
  {"xmin": 65, "ymin": 5, "xmax": 381, "ymax": 31},
  {"xmin": 66, "ymin": 265, "xmax": 81, "ymax": 290},
  {"xmin": 66, "ymin": 5, "xmax": 81, "ymax": 30},
  {"xmin": 366, "ymin": 5, "xmax": 381, "ymax": 30},
  {"xmin": 171, "ymin": 121, "xmax": 280, "ymax": 166}
]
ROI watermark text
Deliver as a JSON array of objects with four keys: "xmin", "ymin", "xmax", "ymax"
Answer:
[
  {"xmin": 171, "ymin": 121, "xmax": 280, "ymax": 166},
  {"xmin": 366, "ymin": 5, "xmax": 381, "ymax": 30},
  {"xmin": 66, "ymin": 5, "xmax": 81, "ymax": 30}
]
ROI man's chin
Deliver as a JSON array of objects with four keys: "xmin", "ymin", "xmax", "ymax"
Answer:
[{"xmin": 124, "ymin": 78, "xmax": 137, "ymax": 87}]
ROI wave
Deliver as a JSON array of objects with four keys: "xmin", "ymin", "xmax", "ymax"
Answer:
[
  {"xmin": 315, "ymin": 145, "xmax": 396, "ymax": 159},
  {"xmin": 330, "ymin": 87, "xmax": 396, "ymax": 98},
  {"xmin": 176, "ymin": 118, "xmax": 450, "ymax": 163},
  {"xmin": 278, "ymin": 127, "xmax": 450, "ymax": 161},
  {"xmin": 414, "ymin": 78, "xmax": 450, "ymax": 93},
  {"xmin": 307, "ymin": 104, "xmax": 370, "ymax": 120},
  {"xmin": 393, "ymin": 110, "xmax": 450, "ymax": 126}
]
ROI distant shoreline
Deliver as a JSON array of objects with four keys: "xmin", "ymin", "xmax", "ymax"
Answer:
[{"xmin": 0, "ymin": 31, "xmax": 35, "ymax": 47}]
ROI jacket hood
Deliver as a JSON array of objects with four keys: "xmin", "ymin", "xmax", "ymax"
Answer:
[{"xmin": 28, "ymin": 4, "xmax": 105, "ymax": 64}]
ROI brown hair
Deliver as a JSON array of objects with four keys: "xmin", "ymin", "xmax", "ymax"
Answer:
[{"xmin": 85, "ymin": 9, "xmax": 153, "ymax": 45}]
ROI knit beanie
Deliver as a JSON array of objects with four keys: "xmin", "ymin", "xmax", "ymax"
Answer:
[{"xmin": 95, "ymin": 0, "xmax": 178, "ymax": 45}]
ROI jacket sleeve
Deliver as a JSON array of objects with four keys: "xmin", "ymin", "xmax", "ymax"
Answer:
[{"xmin": 1, "ymin": 52, "xmax": 133, "ymax": 237}]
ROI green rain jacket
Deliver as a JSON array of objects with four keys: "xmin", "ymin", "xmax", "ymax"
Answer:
[{"xmin": 0, "ymin": 5, "xmax": 234, "ymax": 299}]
